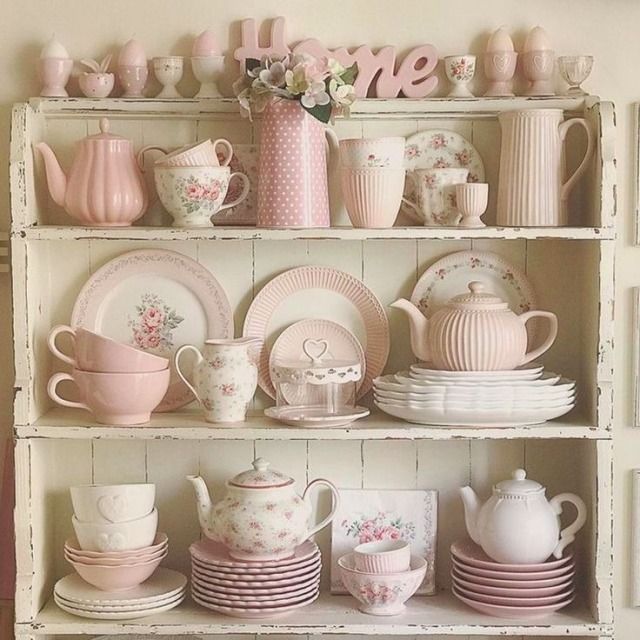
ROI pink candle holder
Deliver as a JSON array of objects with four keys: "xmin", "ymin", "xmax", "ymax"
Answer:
[
  {"xmin": 117, "ymin": 65, "xmax": 149, "ymax": 98},
  {"xmin": 38, "ymin": 58, "xmax": 73, "ymax": 97},
  {"xmin": 483, "ymin": 51, "xmax": 517, "ymax": 97},
  {"xmin": 522, "ymin": 50, "xmax": 555, "ymax": 96}
]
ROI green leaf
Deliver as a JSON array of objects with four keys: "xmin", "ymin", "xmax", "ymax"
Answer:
[
  {"xmin": 303, "ymin": 101, "xmax": 332, "ymax": 124},
  {"xmin": 245, "ymin": 58, "xmax": 262, "ymax": 74},
  {"xmin": 341, "ymin": 62, "xmax": 359, "ymax": 86}
]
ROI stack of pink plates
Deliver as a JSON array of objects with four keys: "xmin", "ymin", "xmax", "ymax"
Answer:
[
  {"xmin": 451, "ymin": 540, "xmax": 576, "ymax": 619},
  {"xmin": 189, "ymin": 540, "xmax": 321, "ymax": 618}
]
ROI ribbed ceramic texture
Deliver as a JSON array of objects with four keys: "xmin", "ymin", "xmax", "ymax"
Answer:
[
  {"xmin": 428, "ymin": 310, "xmax": 527, "ymax": 371},
  {"xmin": 243, "ymin": 266, "xmax": 390, "ymax": 398},
  {"xmin": 257, "ymin": 100, "xmax": 331, "ymax": 228},
  {"xmin": 341, "ymin": 168, "xmax": 405, "ymax": 228}
]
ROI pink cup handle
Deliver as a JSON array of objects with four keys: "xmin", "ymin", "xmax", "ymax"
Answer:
[
  {"xmin": 218, "ymin": 172, "xmax": 251, "ymax": 212},
  {"xmin": 48, "ymin": 324, "xmax": 77, "ymax": 367},
  {"xmin": 302, "ymin": 478, "xmax": 340, "ymax": 539},
  {"xmin": 212, "ymin": 139, "xmax": 233, "ymax": 167},
  {"xmin": 136, "ymin": 145, "xmax": 169, "ymax": 171},
  {"xmin": 47, "ymin": 373, "xmax": 90, "ymax": 413},
  {"xmin": 174, "ymin": 344, "xmax": 204, "ymax": 404}
]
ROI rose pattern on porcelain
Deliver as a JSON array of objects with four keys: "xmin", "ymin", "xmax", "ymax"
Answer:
[
  {"xmin": 175, "ymin": 338, "xmax": 259, "ymax": 423},
  {"xmin": 446, "ymin": 56, "xmax": 475, "ymax": 82},
  {"xmin": 187, "ymin": 458, "xmax": 340, "ymax": 561},
  {"xmin": 128, "ymin": 293, "xmax": 184, "ymax": 354}
]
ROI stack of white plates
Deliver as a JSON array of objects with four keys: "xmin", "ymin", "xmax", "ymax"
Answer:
[
  {"xmin": 190, "ymin": 540, "xmax": 321, "ymax": 618},
  {"xmin": 373, "ymin": 364, "xmax": 576, "ymax": 427},
  {"xmin": 53, "ymin": 568, "xmax": 186, "ymax": 619}
]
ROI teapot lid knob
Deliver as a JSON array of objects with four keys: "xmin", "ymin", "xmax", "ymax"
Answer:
[
  {"xmin": 99, "ymin": 118, "xmax": 110, "ymax": 134},
  {"xmin": 253, "ymin": 458, "xmax": 270, "ymax": 472},
  {"xmin": 513, "ymin": 469, "xmax": 527, "ymax": 481},
  {"xmin": 468, "ymin": 281, "xmax": 485, "ymax": 294}
]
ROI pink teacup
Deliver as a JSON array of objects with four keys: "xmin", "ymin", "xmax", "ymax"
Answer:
[
  {"xmin": 48, "ymin": 325, "xmax": 168, "ymax": 373},
  {"xmin": 47, "ymin": 368, "xmax": 170, "ymax": 425},
  {"xmin": 139, "ymin": 138, "xmax": 233, "ymax": 168}
]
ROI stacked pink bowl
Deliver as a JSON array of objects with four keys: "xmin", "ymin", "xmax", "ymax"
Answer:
[
  {"xmin": 340, "ymin": 137, "xmax": 406, "ymax": 228},
  {"xmin": 65, "ymin": 483, "xmax": 167, "ymax": 592},
  {"xmin": 338, "ymin": 540, "xmax": 427, "ymax": 616},
  {"xmin": 451, "ymin": 540, "xmax": 575, "ymax": 619}
]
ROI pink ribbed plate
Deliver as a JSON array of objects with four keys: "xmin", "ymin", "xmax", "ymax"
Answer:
[
  {"xmin": 452, "ymin": 566, "xmax": 575, "ymax": 589},
  {"xmin": 243, "ymin": 266, "xmax": 390, "ymax": 398},
  {"xmin": 451, "ymin": 572, "xmax": 574, "ymax": 598}
]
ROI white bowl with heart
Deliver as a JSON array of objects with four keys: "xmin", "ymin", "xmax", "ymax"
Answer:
[
  {"xmin": 70, "ymin": 483, "xmax": 155, "ymax": 524},
  {"xmin": 72, "ymin": 509, "xmax": 158, "ymax": 552}
]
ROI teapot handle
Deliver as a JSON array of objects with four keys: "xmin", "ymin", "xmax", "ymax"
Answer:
[
  {"xmin": 174, "ymin": 344, "xmax": 204, "ymax": 404},
  {"xmin": 550, "ymin": 492, "xmax": 587, "ymax": 559},
  {"xmin": 302, "ymin": 478, "xmax": 340, "ymax": 539},
  {"xmin": 518, "ymin": 310, "xmax": 558, "ymax": 365}
]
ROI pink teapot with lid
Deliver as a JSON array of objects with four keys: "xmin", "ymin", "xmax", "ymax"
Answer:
[
  {"xmin": 35, "ymin": 117, "xmax": 148, "ymax": 226},
  {"xmin": 187, "ymin": 458, "xmax": 339, "ymax": 561},
  {"xmin": 391, "ymin": 281, "xmax": 558, "ymax": 371}
]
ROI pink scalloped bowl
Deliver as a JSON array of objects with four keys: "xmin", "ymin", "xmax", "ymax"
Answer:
[
  {"xmin": 69, "ymin": 553, "xmax": 166, "ymax": 591},
  {"xmin": 65, "ymin": 533, "xmax": 168, "ymax": 560}
]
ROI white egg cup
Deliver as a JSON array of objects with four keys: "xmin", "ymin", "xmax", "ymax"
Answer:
[
  {"xmin": 153, "ymin": 56, "xmax": 184, "ymax": 99},
  {"xmin": 191, "ymin": 56, "xmax": 225, "ymax": 98}
]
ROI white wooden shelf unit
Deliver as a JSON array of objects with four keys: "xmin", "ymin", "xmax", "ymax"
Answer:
[{"xmin": 10, "ymin": 96, "xmax": 615, "ymax": 639}]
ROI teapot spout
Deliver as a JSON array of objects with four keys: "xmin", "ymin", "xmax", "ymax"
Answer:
[
  {"xmin": 186, "ymin": 475, "xmax": 220, "ymax": 542},
  {"xmin": 34, "ymin": 142, "xmax": 67, "ymax": 208},
  {"xmin": 459, "ymin": 486, "xmax": 482, "ymax": 546},
  {"xmin": 390, "ymin": 298, "xmax": 431, "ymax": 362}
]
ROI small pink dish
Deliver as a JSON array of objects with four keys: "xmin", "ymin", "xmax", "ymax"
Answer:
[
  {"xmin": 451, "ymin": 572, "xmax": 573, "ymax": 598},
  {"xmin": 48, "ymin": 325, "xmax": 169, "ymax": 373},
  {"xmin": 452, "ymin": 566, "xmax": 575, "ymax": 589},
  {"xmin": 453, "ymin": 582, "xmax": 574, "ymax": 607},
  {"xmin": 354, "ymin": 540, "xmax": 410, "ymax": 574},
  {"xmin": 65, "ymin": 545, "xmax": 166, "ymax": 567},
  {"xmin": 70, "ymin": 553, "xmax": 166, "ymax": 591},
  {"xmin": 452, "ymin": 557, "xmax": 574, "ymax": 581},
  {"xmin": 339, "ymin": 553, "xmax": 427, "ymax": 616}
]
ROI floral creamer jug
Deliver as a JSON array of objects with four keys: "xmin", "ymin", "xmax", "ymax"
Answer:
[
  {"xmin": 460, "ymin": 469, "xmax": 587, "ymax": 564},
  {"xmin": 187, "ymin": 458, "xmax": 339, "ymax": 560},
  {"xmin": 35, "ymin": 117, "xmax": 148, "ymax": 226},
  {"xmin": 174, "ymin": 338, "xmax": 260, "ymax": 423}
]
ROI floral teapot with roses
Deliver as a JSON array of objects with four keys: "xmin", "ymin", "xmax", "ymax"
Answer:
[{"xmin": 187, "ymin": 458, "xmax": 340, "ymax": 560}]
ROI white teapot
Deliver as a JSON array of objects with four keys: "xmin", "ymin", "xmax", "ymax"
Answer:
[
  {"xmin": 187, "ymin": 458, "xmax": 339, "ymax": 561},
  {"xmin": 460, "ymin": 469, "xmax": 587, "ymax": 564}
]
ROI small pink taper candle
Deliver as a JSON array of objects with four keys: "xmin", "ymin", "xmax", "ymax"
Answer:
[
  {"xmin": 524, "ymin": 26, "xmax": 552, "ymax": 52},
  {"xmin": 486, "ymin": 27, "xmax": 514, "ymax": 52}
]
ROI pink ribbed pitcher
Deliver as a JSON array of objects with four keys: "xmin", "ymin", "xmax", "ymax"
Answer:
[{"xmin": 257, "ymin": 99, "xmax": 338, "ymax": 228}]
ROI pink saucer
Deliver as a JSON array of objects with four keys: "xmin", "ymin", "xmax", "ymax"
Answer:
[
  {"xmin": 191, "ymin": 564, "xmax": 321, "ymax": 589},
  {"xmin": 451, "ymin": 540, "xmax": 573, "ymax": 572},
  {"xmin": 452, "ymin": 566, "xmax": 575, "ymax": 589},
  {"xmin": 189, "ymin": 540, "xmax": 318, "ymax": 569},
  {"xmin": 453, "ymin": 582, "xmax": 574, "ymax": 607},
  {"xmin": 191, "ymin": 580, "xmax": 319, "ymax": 606},
  {"xmin": 191, "ymin": 587, "xmax": 319, "ymax": 618},
  {"xmin": 451, "ymin": 572, "xmax": 573, "ymax": 598},
  {"xmin": 188, "ymin": 573, "xmax": 320, "ymax": 596},
  {"xmin": 452, "ymin": 557, "xmax": 575, "ymax": 581},
  {"xmin": 191, "ymin": 550, "xmax": 320, "ymax": 576},
  {"xmin": 452, "ymin": 586, "xmax": 575, "ymax": 619}
]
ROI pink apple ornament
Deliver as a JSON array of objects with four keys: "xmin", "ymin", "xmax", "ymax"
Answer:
[
  {"xmin": 483, "ymin": 27, "xmax": 517, "ymax": 97},
  {"xmin": 79, "ymin": 54, "xmax": 115, "ymax": 98},
  {"xmin": 38, "ymin": 36, "xmax": 73, "ymax": 97},
  {"xmin": 522, "ymin": 26, "xmax": 555, "ymax": 96},
  {"xmin": 191, "ymin": 30, "xmax": 224, "ymax": 98},
  {"xmin": 117, "ymin": 39, "xmax": 148, "ymax": 98}
]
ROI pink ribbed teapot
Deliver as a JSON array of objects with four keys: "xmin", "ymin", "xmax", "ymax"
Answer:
[
  {"xmin": 36, "ymin": 117, "xmax": 148, "ymax": 226},
  {"xmin": 391, "ymin": 281, "xmax": 558, "ymax": 371}
]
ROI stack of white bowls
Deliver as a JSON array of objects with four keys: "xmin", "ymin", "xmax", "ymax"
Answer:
[
  {"xmin": 339, "ymin": 137, "xmax": 406, "ymax": 228},
  {"xmin": 374, "ymin": 364, "xmax": 576, "ymax": 427},
  {"xmin": 65, "ymin": 484, "xmax": 167, "ymax": 593},
  {"xmin": 338, "ymin": 540, "xmax": 427, "ymax": 616}
]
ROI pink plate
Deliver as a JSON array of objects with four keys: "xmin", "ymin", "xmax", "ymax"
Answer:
[
  {"xmin": 269, "ymin": 319, "xmax": 367, "ymax": 399},
  {"xmin": 452, "ymin": 566, "xmax": 575, "ymax": 589},
  {"xmin": 451, "ymin": 540, "xmax": 573, "ymax": 572},
  {"xmin": 451, "ymin": 572, "xmax": 574, "ymax": 597},
  {"xmin": 192, "ymin": 571, "xmax": 320, "ymax": 596},
  {"xmin": 71, "ymin": 249, "xmax": 233, "ymax": 411},
  {"xmin": 452, "ymin": 557, "xmax": 575, "ymax": 581},
  {"xmin": 190, "ymin": 551, "xmax": 320, "ymax": 576},
  {"xmin": 191, "ymin": 587, "xmax": 319, "ymax": 618},
  {"xmin": 191, "ymin": 579, "xmax": 319, "ymax": 605},
  {"xmin": 191, "ymin": 564, "xmax": 321, "ymax": 588},
  {"xmin": 243, "ymin": 266, "xmax": 390, "ymax": 399},
  {"xmin": 189, "ymin": 539, "xmax": 319, "ymax": 569},
  {"xmin": 452, "ymin": 586, "xmax": 575, "ymax": 619},
  {"xmin": 453, "ymin": 582, "xmax": 574, "ymax": 607}
]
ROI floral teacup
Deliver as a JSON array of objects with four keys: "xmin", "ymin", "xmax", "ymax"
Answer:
[{"xmin": 154, "ymin": 166, "xmax": 250, "ymax": 227}]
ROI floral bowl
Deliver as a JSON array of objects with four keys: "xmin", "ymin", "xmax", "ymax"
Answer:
[{"xmin": 338, "ymin": 553, "xmax": 427, "ymax": 616}]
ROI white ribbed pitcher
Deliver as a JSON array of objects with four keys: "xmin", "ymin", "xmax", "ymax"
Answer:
[{"xmin": 496, "ymin": 109, "xmax": 594, "ymax": 226}]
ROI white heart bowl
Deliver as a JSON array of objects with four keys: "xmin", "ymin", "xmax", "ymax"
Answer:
[{"xmin": 70, "ymin": 483, "xmax": 155, "ymax": 524}]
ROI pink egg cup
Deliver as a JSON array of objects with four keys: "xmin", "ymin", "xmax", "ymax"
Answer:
[
  {"xmin": 483, "ymin": 51, "xmax": 518, "ymax": 97},
  {"xmin": 117, "ymin": 65, "xmax": 149, "ymax": 98},
  {"xmin": 38, "ymin": 58, "xmax": 73, "ymax": 97},
  {"xmin": 522, "ymin": 50, "xmax": 556, "ymax": 96}
]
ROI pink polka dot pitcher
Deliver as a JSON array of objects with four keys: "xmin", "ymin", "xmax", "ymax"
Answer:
[{"xmin": 257, "ymin": 99, "xmax": 339, "ymax": 228}]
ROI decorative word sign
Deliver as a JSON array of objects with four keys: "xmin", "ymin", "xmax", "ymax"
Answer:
[{"xmin": 234, "ymin": 17, "xmax": 438, "ymax": 98}]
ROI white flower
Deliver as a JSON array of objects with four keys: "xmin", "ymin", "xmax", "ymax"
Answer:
[
  {"xmin": 327, "ymin": 58, "xmax": 345, "ymax": 76},
  {"xmin": 329, "ymin": 78, "xmax": 356, "ymax": 106},
  {"xmin": 258, "ymin": 60, "xmax": 288, "ymax": 89},
  {"xmin": 301, "ymin": 81, "xmax": 330, "ymax": 109}
]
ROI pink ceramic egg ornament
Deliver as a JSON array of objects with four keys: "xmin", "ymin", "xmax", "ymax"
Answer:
[
  {"xmin": 187, "ymin": 458, "xmax": 339, "ymax": 561},
  {"xmin": 483, "ymin": 27, "xmax": 517, "ymax": 97},
  {"xmin": 38, "ymin": 36, "xmax": 73, "ymax": 97},
  {"xmin": 117, "ymin": 39, "xmax": 148, "ymax": 97},
  {"xmin": 35, "ymin": 118, "xmax": 148, "ymax": 226},
  {"xmin": 522, "ymin": 26, "xmax": 555, "ymax": 96}
]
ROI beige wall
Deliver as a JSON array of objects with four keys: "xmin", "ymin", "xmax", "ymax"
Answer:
[{"xmin": 0, "ymin": 0, "xmax": 635, "ymax": 636}]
